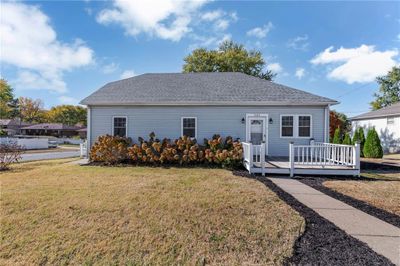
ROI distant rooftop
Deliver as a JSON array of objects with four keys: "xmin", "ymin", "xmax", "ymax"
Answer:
[
  {"xmin": 351, "ymin": 102, "xmax": 400, "ymax": 120},
  {"xmin": 0, "ymin": 119, "xmax": 31, "ymax": 126},
  {"xmin": 81, "ymin": 72, "xmax": 338, "ymax": 106},
  {"xmin": 21, "ymin": 123, "xmax": 81, "ymax": 131}
]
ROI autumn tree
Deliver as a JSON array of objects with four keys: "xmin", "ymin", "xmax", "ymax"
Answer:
[
  {"xmin": 46, "ymin": 105, "xmax": 86, "ymax": 126},
  {"xmin": 18, "ymin": 97, "xmax": 45, "ymax": 123},
  {"xmin": 183, "ymin": 40, "xmax": 276, "ymax": 80},
  {"xmin": 0, "ymin": 79, "xmax": 17, "ymax": 119},
  {"xmin": 329, "ymin": 110, "xmax": 349, "ymax": 140},
  {"xmin": 370, "ymin": 66, "xmax": 400, "ymax": 110}
]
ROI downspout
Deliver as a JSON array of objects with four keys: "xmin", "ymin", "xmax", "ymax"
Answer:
[
  {"xmin": 324, "ymin": 104, "xmax": 330, "ymax": 143},
  {"xmin": 86, "ymin": 106, "xmax": 91, "ymax": 158}
]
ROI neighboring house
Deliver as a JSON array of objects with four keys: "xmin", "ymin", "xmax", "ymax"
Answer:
[
  {"xmin": 21, "ymin": 123, "xmax": 82, "ymax": 138},
  {"xmin": 80, "ymin": 72, "xmax": 338, "ymax": 157},
  {"xmin": 0, "ymin": 119, "xmax": 31, "ymax": 135},
  {"xmin": 351, "ymin": 102, "xmax": 400, "ymax": 153}
]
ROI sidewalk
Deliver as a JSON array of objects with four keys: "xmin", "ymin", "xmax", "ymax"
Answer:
[{"xmin": 269, "ymin": 177, "xmax": 400, "ymax": 265}]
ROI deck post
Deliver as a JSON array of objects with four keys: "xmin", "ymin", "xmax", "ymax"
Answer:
[
  {"xmin": 261, "ymin": 141, "xmax": 265, "ymax": 176},
  {"xmin": 310, "ymin": 139, "xmax": 315, "ymax": 163},
  {"xmin": 289, "ymin": 142, "xmax": 294, "ymax": 177},
  {"xmin": 249, "ymin": 143, "xmax": 253, "ymax": 174},
  {"xmin": 354, "ymin": 142, "xmax": 360, "ymax": 177}
]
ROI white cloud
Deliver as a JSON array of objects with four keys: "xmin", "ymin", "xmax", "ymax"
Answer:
[
  {"xmin": 102, "ymin": 62, "xmax": 118, "ymax": 74},
  {"xmin": 201, "ymin": 10, "xmax": 223, "ymax": 21},
  {"xmin": 246, "ymin": 22, "xmax": 273, "ymax": 39},
  {"xmin": 295, "ymin": 68, "xmax": 305, "ymax": 79},
  {"xmin": 287, "ymin": 35, "xmax": 309, "ymax": 51},
  {"xmin": 58, "ymin": 96, "xmax": 79, "ymax": 105},
  {"xmin": 200, "ymin": 10, "xmax": 237, "ymax": 32},
  {"xmin": 97, "ymin": 0, "xmax": 209, "ymax": 42},
  {"xmin": 266, "ymin": 63, "xmax": 283, "ymax": 73},
  {"xmin": 0, "ymin": 2, "xmax": 94, "ymax": 93},
  {"xmin": 311, "ymin": 45, "xmax": 399, "ymax": 84},
  {"xmin": 120, "ymin": 70, "xmax": 136, "ymax": 79},
  {"xmin": 188, "ymin": 33, "xmax": 231, "ymax": 51},
  {"xmin": 214, "ymin": 19, "xmax": 229, "ymax": 31}
]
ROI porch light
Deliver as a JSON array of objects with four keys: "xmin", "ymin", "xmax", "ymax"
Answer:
[
  {"xmin": 269, "ymin": 118, "xmax": 273, "ymax": 124},
  {"xmin": 241, "ymin": 117, "xmax": 245, "ymax": 124}
]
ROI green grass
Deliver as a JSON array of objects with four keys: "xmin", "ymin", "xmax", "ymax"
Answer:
[{"xmin": 0, "ymin": 160, "xmax": 304, "ymax": 265}]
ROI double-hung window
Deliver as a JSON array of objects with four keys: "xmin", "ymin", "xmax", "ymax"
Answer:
[
  {"xmin": 280, "ymin": 115, "xmax": 312, "ymax": 138},
  {"xmin": 113, "ymin": 117, "xmax": 127, "ymax": 137},
  {"xmin": 298, "ymin": 115, "xmax": 311, "ymax": 137},
  {"xmin": 182, "ymin": 117, "xmax": 196, "ymax": 138},
  {"xmin": 281, "ymin": 116, "xmax": 294, "ymax": 137}
]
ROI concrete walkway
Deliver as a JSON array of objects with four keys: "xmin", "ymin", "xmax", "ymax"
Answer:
[{"xmin": 269, "ymin": 177, "xmax": 400, "ymax": 265}]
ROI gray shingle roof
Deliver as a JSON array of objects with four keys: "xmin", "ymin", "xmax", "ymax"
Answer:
[
  {"xmin": 351, "ymin": 102, "xmax": 400, "ymax": 120},
  {"xmin": 80, "ymin": 72, "xmax": 337, "ymax": 106}
]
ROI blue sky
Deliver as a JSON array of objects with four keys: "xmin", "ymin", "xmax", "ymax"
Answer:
[{"xmin": 1, "ymin": 1, "xmax": 399, "ymax": 116}]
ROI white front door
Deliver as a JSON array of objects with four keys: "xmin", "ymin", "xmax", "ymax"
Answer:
[
  {"xmin": 249, "ymin": 117, "xmax": 266, "ymax": 144},
  {"xmin": 246, "ymin": 114, "xmax": 268, "ymax": 153}
]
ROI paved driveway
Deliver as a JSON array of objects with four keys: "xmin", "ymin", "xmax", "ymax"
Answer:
[{"xmin": 20, "ymin": 151, "xmax": 80, "ymax": 162}]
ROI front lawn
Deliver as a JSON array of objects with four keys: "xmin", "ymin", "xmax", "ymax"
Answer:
[
  {"xmin": 0, "ymin": 160, "xmax": 304, "ymax": 265},
  {"xmin": 324, "ymin": 171, "xmax": 400, "ymax": 216}
]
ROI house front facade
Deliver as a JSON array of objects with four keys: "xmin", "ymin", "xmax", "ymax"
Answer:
[
  {"xmin": 81, "ymin": 72, "xmax": 337, "ymax": 157},
  {"xmin": 351, "ymin": 102, "xmax": 400, "ymax": 153}
]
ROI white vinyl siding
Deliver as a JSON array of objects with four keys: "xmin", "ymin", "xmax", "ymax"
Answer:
[{"xmin": 90, "ymin": 106, "xmax": 325, "ymax": 156}]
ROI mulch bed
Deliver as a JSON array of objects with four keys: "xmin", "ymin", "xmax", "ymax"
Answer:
[
  {"xmin": 298, "ymin": 176, "xmax": 400, "ymax": 228},
  {"xmin": 232, "ymin": 171, "xmax": 394, "ymax": 266}
]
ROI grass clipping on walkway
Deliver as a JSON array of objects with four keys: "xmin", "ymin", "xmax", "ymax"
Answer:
[
  {"xmin": 1, "ymin": 160, "xmax": 304, "ymax": 265},
  {"xmin": 324, "ymin": 172, "xmax": 400, "ymax": 216}
]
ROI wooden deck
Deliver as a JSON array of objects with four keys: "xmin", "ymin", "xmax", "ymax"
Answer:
[{"xmin": 253, "ymin": 156, "xmax": 354, "ymax": 170}]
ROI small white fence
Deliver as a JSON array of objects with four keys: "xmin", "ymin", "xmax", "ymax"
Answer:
[
  {"xmin": 289, "ymin": 141, "xmax": 360, "ymax": 177},
  {"xmin": 0, "ymin": 137, "xmax": 49, "ymax": 150},
  {"xmin": 80, "ymin": 141, "xmax": 87, "ymax": 158},
  {"xmin": 242, "ymin": 142, "xmax": 266, "ymax": 174},
  {"xmin": 242, "ymin": 141, "xmax": 360, "ymax": 177}
]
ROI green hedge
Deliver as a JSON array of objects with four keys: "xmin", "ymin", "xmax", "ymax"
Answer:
[{"xmin": 363, "ymin": 128, "xmax": 383, "ymax": 158}]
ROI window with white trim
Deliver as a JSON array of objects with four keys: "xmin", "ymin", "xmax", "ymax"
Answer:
[
  {"xmin": 298, "ymin": 115, "xmax": 311, "ymax": 137},
  {"xmin": 182, "ymin": 117, "xmax": 196, "ymax": 138},
  {"xmin": 387, "ymin": 117, "xmax": 394, "ymax": 125},
  {"xmin": 113, "ymin": 117, "xmax": 127, "ymax": 137},
  {"xmin": 280, "ymin": 115, "xmax": 312, "ymax": 138},
  {"xmin": 281, "ymin": 116, "xmax": 294, "ymax": 137}
]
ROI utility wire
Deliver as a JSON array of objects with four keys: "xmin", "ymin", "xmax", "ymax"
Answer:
[{"xmin": 336, "ymin": 83, "xmax": 373, "ymax": 99}]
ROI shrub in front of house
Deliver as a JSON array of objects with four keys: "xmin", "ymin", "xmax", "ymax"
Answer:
[
  {"xmin": 332, "ymin": 127, "xmax": 342, "ymax": 144},
  {"xmin": 90, "ymin": 135, "xmax": 131, "ymax": 164},
  {"xmin": 352, "ymin": 127, "xmax": 366, "ymax": 157},
  {"xmin": 363, "ymin": 128, "xmax": 383, "ymax": 158},
  {"xmin": 90, "ymin": 133, "xmax": 243, "ymax": 168},
  {"xmin": 342, "ymin": 133, "xmax": 352, "ymax": 145}
]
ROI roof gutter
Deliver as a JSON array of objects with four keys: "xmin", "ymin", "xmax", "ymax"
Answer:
[{"xmin": 80, "ymin": 101, "xmax": 339, "ymax": 107}]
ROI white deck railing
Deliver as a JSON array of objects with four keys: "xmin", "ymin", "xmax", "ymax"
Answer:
[
  {"xmin": 80, "ymin": 141, "xmax": 87, "ymax": 158},
  {"xmin": 242, "ymin": 141, "xmax": 360, "ymax": 177},
  {"xmin": 289, "ymin": 141, "xmax": 360, "ymax": 177},
  {"xmin": 242, "ymin": 142, "xmax": 266, "ymax": 175}
]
